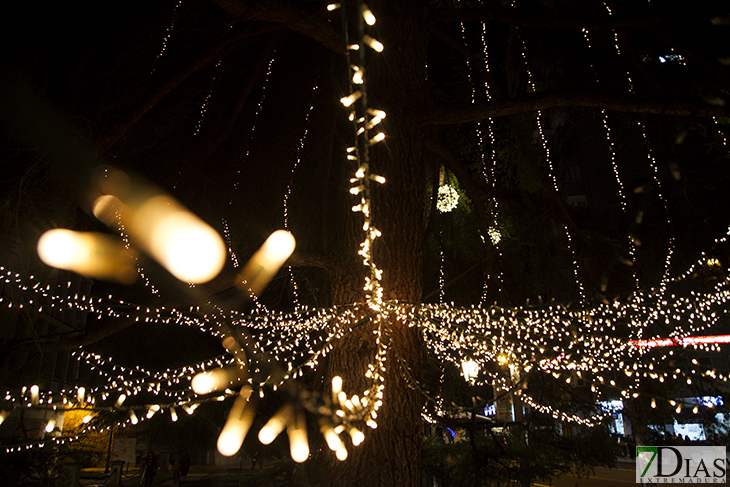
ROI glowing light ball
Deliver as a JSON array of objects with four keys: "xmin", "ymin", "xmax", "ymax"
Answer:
[
  {"xmin": 325, "ymin": 430, "xmax": 342, "ymax": 451},
  {"xmin": 289, "ymin": 432, "xmax": 309, "ymax": 463},
  {"xmin": 237, "ymin": 230, "xmax": 296, "ymax": 295},
  {"xmin": 217, "ymin": 389, "xmax": 256, "ymax": 457},
  {"xmin": 115, "ymin": 394, "xmax": 126, "ymax": 408},
  {"xmin": 135, "ymin": 196, "xmax": 226, "ymax": 283},
  {"xmin": 191, "ymin": 367, "xmax": 239, "ymax": 395},
  {"xmin": 287, "ymin": 411, "xmax": 309, "ymax": 463},
  {"xmin": 191, "ymin": 372, "xmax": 216, "ymax": 395},
  {"xmin": 258, "ymin": 405, "xmax": 292, "ymax": 445},
  {"xmin": 349, "ymin": 428, "xmax": 365, "ymax": 446},
  {"xmin": 37, "ymin": 229, "xmax": 137, "ymax": 283},
  {"xmin": 461, "ymin": 359, "xmax": 480, "ymax": 384},
  {"xmin": 93, "ymin": 167, "xmax": 226, "ymax": 284},
  {"xmin": 436, "ymin": 184, "xmax": 459, "ymax": 213}
]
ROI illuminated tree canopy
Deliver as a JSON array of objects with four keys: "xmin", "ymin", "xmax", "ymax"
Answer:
[{"xmin": 1, "ymin": 0, "xmax": 730, "ymax": 485}]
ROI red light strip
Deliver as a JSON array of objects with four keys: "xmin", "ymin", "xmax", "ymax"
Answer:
[{"xmin": 630, "ymin": 335, "xmax": 730, "ymax": 348}]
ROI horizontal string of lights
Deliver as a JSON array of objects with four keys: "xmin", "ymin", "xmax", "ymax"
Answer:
[
  {"xmin": 1, "ymin": 434, "xmax": 81, "ymax": 455},
  {"xmin": 3, "ymin": 234, "xmax": 730, "ymax": 425}
]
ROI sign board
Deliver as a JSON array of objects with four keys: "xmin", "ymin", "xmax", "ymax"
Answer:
[{"xmin": 112, "ymin": 437, "xmax": 137, "ymax": 466}]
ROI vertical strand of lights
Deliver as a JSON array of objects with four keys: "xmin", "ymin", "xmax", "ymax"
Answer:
[
  {"xmin": 194, "ymin": 60, "xmax": 222, "ymax": 136},
  {"xmin": 713, "ymin": 117, "xmax": 729, "ymax": 152},
  {"xmin": 438, "ymin": 234, "xmax": 445, "ymax": 304},
  {"xmin": 517, "ymin": 27, "xmax": 586, "ymax": 302},
  {"xmin": 231, "ymin": 55, "xmax": 276, "ymax": 204},
  {"xmin": 582, "ymin": 28, "xmax": 639, "ymax": 288},
  {"xmin": 601, "ymin": 2, "xmax": 675, "ymax": 294},
  {"xmin": 151, "ymin": 0, "xmax": 183, "ymax": 75},
  {"xmin": 341, "ymin": 4, "xmax": 387, "ymax": 312},
  {"xmin": 220, "ymin": 55, "xmax": 278, "ymax": 312},
  {"xmin": 221, "ymin": 219, "xmax": 240, "ymax": 268},
  {"xmin": 640, "ymin": 121, "xmax": 675, "ymax": 294},
  {"xmin": 459, "ymin": 12, "xmax": 494, "ymax": 303},
  {"xmin": 602, "ymin": 2, "xmax": 633, "ymax": 92},
  {"xmin": 478, "ymin": 22, "xmax": 504, "ymax": 301},
  {"xmin": 284, "ymin": 85, "xmax": 319, "ymax": 307},
  {"xmin": 602, "ymin": 109, "xmax": 640, "ymax": 286},
  {"xmin": 458, "ymin": 10, "xmax": 505, "ymax": 303},
  {"xmin": 338, "ymin": 1, "xmax": 390, "ymax": 433}
]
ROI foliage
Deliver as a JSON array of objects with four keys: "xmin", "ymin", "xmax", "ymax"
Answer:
[
  {"xmin": 61, "ymin": 408, "xmax": 133, "ymax": 468},
  {"xmin": 0, "ymin": 446, "xmax": 71, "ymax": 487},
  {"xmin": 422, "ymin": 420, "xmax": 618, "ymax": 487}
]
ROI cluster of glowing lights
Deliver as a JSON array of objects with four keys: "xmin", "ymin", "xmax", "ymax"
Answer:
[
  {"xmin": 7, "ymin": 0, "xmax": 730, "ymax": 463},
  {"xmin": 4, "ymin": 241, "xmax": 730, "ymax": 449},
  {"xmin": 86, "ymin": 167, "xmax": 228, "ymax": 284},
  {"xmin": 436, "ymin": 184, "xmax": 459, "ymax": 213},
  {"xmin": 37, "ymin": 229, "xmax": 137, "ymax": 284},
  {"xmin": 151, "ymin": 0, "xmax": 184, "ymax": 74},
  {"xmin": 194, "ymin": 60, "xmax": 221, "ymax": 136}
]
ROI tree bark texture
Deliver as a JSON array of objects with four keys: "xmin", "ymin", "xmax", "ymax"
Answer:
[{"xmin": 323, "ymin": 2, "xmax": 428, "ymax": 486}]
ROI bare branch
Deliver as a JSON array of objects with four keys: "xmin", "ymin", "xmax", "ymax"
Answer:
[
  {"xmin": 12, "ymin": 316, "xmax": 137, "ymax": 354},
  {"xmin": 97, "ymin": 28, "xmax": 267, "ymax": 152},
  {"xmin": 210, "ymin": 0, "xmax": 344, "ymax": 54},
  {"xmin": 422, "ymin": 89, "xmax": 730, "ymax": 126},
  {"xmin": 433, "ymin": 6, "xmax": 696, "ymax": 30}
]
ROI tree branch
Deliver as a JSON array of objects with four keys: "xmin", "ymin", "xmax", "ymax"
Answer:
[
  {"xmin": 11, "ymin": 316, "xmax": 137, "ymax": 354},
  {"xmin": 210, "ymin": 0, "xmax": 344, "ymax": 54},
  {"xmin": 433, "ymin": 6, "xmax": 698, "ymax": 30},
  {"xmin": 199, "ymin": 38, "xmax": 278, "ymax": 159},
  {"xmin": 97, "ymin": 28, "xmax": 266, "ymax": 152},
  {"xmin": 422, "ymin": 89, "xmax": 730, "ymax": 126}
]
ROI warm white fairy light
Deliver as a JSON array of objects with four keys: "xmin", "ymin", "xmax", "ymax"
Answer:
[
  {"xmin": 517, "ymin": 29, "xmax": 586, "ymax": 302},
  {"xmin": 487, "ymin": 227, "xmax": 501, "ymax": 245},
  {"xmin": 461, "ymin": 359, "xmax": 479, "ymax": 384},
  {"xmin": 4, "ymin": 2, "xmax": 730, "ymax": 465},
  {"xmin": 284, "ymin": 85, "xmax": 319, "ymax": 306},
  {"xmin": 362, "ymin": 7, "xmax": 376, "ymax": 26},
  {"xmin": 37, "ymin": 229, "xmax": 137, "ymax": 284},
  {"xmin": 231, "ymin": 55, "xmax": 276, "ymax": 200},
  {"xmin": 438, "ymin": 238, "xmax": 445, "ymax": 304},
  {"xmin": 217, "ymin": 388, "xmax": 256, "ymax": 456},
  {"xmin": 221, "ymin": 219, "xmax": 240, "ymax": 267},
  {"xmin": 436, "ymin": 185, "xmax": 459, "ymax": 213},
  {"xmin": 151, "ymin": 0, "xmax": 184, "ymax": 74},
  {"xmin": 194, "ymin": 60, "xmax": 221, "ymax": 136},
  {"xmin": 362, "ymin": 35, "xmax": 383, "ymax": 53},
  {"xmin": 288, "ymin": 410, "xmax": 309, "ymax": 462},
  {"xmin": 3, "ymin": 251, "xmax": 730, "ymax": 447},
  {"xmin": 236, "ymin": 230, "xmax": 296, "ymax": 296}
]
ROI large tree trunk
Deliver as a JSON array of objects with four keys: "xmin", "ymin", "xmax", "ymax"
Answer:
[{"xmin": 323, "ymin": 2, "xmax": 428, "ymax": 486}]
